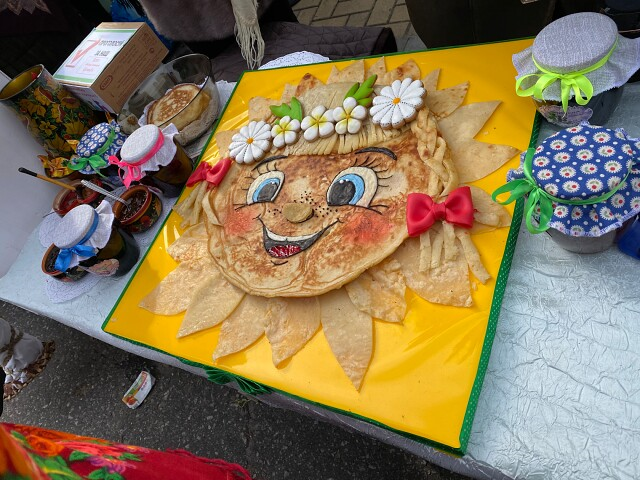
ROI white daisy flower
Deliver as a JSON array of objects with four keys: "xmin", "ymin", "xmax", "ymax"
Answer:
[
  {"xmin": 559, "ymin": 166, "xmax": 576, "ymax": 178},
  {"xmin": 535, "ymin": 157, "xmax": 550, "ymax": 167},
  {"xmin": 580, "ymin": 163, "xmax": 597, "ymax": 174},
  {"xmin": 301, "ymin": 106, "xmax": 335, "ymax": 142},
  {"xmin": 333, "ymin": 97, "xmax": 368, "ymax": 135},
  {"xmin": 586, "ymin": 179, "xmax": 603, "ymax": 193},
  {"xmin": 593, "ymin": 132, "xmax": 610, "ymax": 143},
  {"xmin": 229, "ymin": 120, "xmax": 272, "ymax": 164},
  {"xmin": 598, "ymin": 145, "xmax": 616, "ymax": 157},
  {"xmin": 611, "ymin": 193, "xmax": 626, "ymax": 208},
  {"xmin": 550, "ymin": 140, "xmax": 567, "ymax": 150},
  {"xmin": 604, "ymin": 160, "xmax": 622, "ymax": 173},
  {"xmin": 271, "ymin": 116, "xmax": 301, "ymax": 149},
  {"xmin": 370, "ymin": 78, "xmax": 425, "ymax": 129},
  {"xmin": 544, "ymin": 183, "xmax": 558, "ymax": 195},
  {"xmin": 570, "ymin": 135, "xmax": 587, "ymax": 146},
  {"xmin": 562, "ymin": 181, "xmax": 580, "ymax": 193},
  {"xmin": 630, "ymin": 196, "xmax": 640, "ymax": 209},
  {"xmin": 577, "ymin": 149, "xmax": 593, "ymax": 161},
  {"xmin": 537, "ymin": 169, "xmax": 553, "ymax": 180},
  {"xmin": 571, "ymin": 207, "xmax": 583, "ymax": 219},
  {"xmin": 631, "ymin": 178, "xmax": 640, "ymax": 192},
  {"xmin": 553, "ymin": 152, "xmax": 570, "ymax": 163},
  {"xmin": 570, "ymin": 225, "xmax": 584, "ymax": 236},
  {"xmin": 599, "ymin": 206, "xmax": 614, "ymax": 219}
]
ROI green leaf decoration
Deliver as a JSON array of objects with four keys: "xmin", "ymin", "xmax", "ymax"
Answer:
[
  {"xmin": 344, "ymin": 83, "xmax": 359, "ymax": 100},
  {"xmin": 290, "ymin": 97, "xmax": 302, "ymax": 121},
  {"xmin": 105, "ymin": 472, "xmax": 125, "ymax": 480},
  {"xmin": 269, "ymin": 97, "xmax": 303, "ymax": 122},
  {"xmin": 119, "ymin": 452, "xmax": 141, "ymax": 461},
  {"xmin": 69, "ymin": 450, "xmax": 92, "ymax": 462},
  {"xmin": 35, "ymin": 455, "xmax": 82, "ymax": 479},
  {"xmin": 3, "ymin": 474, "xmax": 32, "ymax": 480},
  {"xmin": 9, "ymin": 430, "xmax": 28, "ymax": 444},
  {"xmin": 351, "ymin": 74, "xmax": 377, "ymax": 106},
  {"xmin": 87, "ymin": 467, "xmax": 109, "ymax": 480}
]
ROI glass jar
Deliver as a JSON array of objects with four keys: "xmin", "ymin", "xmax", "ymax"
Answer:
[
  {"xmin": 68, "ymin": 120, "xmax": 127, "ymax": 185},
  {"xmin": 79, "ymin": 226, "xmax": 140, "ymax": 277},
  {"xmin": 142, "ymin": 140, "xmax": 193, "ymax": 197},
  {"xmin": 497, "ymin": 123, "xmax": 640, "ymax": 254},
  {"xmin": 513, "ymin": 12, "xmax": 640, "ymax": 127},
  {"xmin": 52, "ymin": 203, "xmax": 139, "ymax": 278},
  {"xmin": 116, "ymin": 124, "xmax": 193, "ymax": 198}
]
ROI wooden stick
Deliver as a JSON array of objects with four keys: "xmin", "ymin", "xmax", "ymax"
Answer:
[{"xmin": 18, "ymin": 168, "xmax": 76, "ymax": 191}]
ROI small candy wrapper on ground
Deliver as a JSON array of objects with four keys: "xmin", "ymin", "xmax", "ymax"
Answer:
[{"xmin": 122, "ymin": 371, "xmax": 155, "ymax": 409}]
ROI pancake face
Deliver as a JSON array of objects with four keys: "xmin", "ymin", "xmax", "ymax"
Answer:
[{"xmin": 208, "ymin": 132, "xmax": 431, "ymax": 297}]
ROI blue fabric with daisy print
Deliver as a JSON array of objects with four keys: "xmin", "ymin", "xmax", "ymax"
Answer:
[
  {"xmin": 507, "ymin": 122, "xmax": 640, "ymax": 237},
  {"xmin": 75, "ymin": 121, "xmax": 127, "ymax": 175}
]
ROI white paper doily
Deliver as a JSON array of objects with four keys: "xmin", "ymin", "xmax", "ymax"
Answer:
[
  {"xmin": 259, "ymin": 51, "xmax": 330, "ymax": 70},
  {"xmin": 41, "ymin": 188, "xmax": 175, "ymax": 303}
]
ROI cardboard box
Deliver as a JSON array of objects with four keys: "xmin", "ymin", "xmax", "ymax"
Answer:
[{"xmin": 54, "ymin": 23, "xmax": 167, "ymax": 113}]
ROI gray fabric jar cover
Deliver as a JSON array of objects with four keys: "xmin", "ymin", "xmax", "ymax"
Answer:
[{"xmin": 513, "ymin": 12, "xmax": 640, "ymax": 102}]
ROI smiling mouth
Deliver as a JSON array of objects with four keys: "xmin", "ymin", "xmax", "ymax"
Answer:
[{"xmin": 259, "ymin": 218, "xmax": 338, "ymax": 258}]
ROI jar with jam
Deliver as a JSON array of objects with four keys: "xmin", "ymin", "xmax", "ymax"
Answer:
[
  {"xmin": 67, "ymin": 120, "xmax": 127, "ymax": 186},
  {"xmin": 494, "ymin": 123, "xmax": 640, "ymax": 253},
  {"xmin": 513, "ymin": 12, "xmax": 640, "ymax": 127},
  {"xmin": 51, "ymin": 202, "xmax": 140, "ymax": 277},
  {"xmin": 110, "ymin": 124, "xmax": 193, "ymax": 198}
]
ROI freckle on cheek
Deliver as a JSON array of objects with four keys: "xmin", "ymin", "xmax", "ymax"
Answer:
[
  {"xmin": 225, "ymin": 207, "xmax": 257, "ymax": 236},
  {"xmin": 342, "ymin": 213, "xmax": 392, "ymax": 245}
]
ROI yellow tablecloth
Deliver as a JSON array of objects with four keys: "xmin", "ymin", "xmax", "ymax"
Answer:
[{"xmin": 104, "ymin": 40, "xmax": 536, "ymax": 453}]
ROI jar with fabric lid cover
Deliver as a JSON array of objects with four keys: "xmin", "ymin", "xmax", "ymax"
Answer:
[
  {"xmin": 493, "ymin": 122, "xmax": 640, "ymax": 253},
  {"xmin": 513, "ymin": 12, "xmax": 640, "ymax": 127},
  {"xmin": 51, "ymin": 202, "xmax": 139, "ymax": 277},
  {"xmin": 66, "ymin": 120, "xmax": 127, "ymax": 186},
  {"xmin": 109, "ymin": 124, "xmax": 193, "ymax": 198}
]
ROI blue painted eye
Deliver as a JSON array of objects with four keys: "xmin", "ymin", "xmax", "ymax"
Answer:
[
  {"xmin": 247, "ymin": 171, "xmax": 284, "ymax": 204},
  {"xmin": 326, "ymin": 167, "xmax": 378, "ymax": 207}
]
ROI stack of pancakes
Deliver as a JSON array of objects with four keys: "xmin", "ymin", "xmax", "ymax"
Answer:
[{"xmin": 147, "ymin": 83, "xmax": 211, "ymax": 131}]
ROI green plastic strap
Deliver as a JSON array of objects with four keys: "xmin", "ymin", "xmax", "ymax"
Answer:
[
  {"xmin": 203, "ymin": 366, "xmax": 272, "ymax": 396},
  {"xmin": 492, "ymin": 147, "xmax": 629, "ymax": 234},
  {"xmin": 515, "ymin": 39, "xmax": 617, "ymax": 112},
  {"xmin": 66, "ymin": 127, "xmax": 116, "ymax": 175}
]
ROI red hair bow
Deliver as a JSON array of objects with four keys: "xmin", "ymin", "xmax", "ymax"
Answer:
[
  {"xmin": 186, "ymin": 157, "xmax": 232, "ymax": 188},
  {"xmin": 406, "ymin": 186, "xmax": 474, "ymax": 237}
]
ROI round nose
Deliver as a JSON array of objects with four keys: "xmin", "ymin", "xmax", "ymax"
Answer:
[{"xmin": 283, "ymin": 203, "xmax": 313, "ymax": 223}]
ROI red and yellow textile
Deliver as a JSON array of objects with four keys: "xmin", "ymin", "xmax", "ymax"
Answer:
[{"xmin": 0, "ymin": 423, "xmax": 252, "ymax": 479}]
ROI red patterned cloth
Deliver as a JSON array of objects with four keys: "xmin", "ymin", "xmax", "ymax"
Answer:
[{"xmin": 0, "ymin": 423, "xmax": 252, "ymax": 479}]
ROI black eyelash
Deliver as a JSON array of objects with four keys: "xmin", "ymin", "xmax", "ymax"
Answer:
[
  {"xmin": 364, "ymin": 204, "xmax": 389, "ymax": 215},
  {"xmin": 254, "ymin": 161, "xmax": 280, "ymax": 176},
  {"xmin": 237, "ymin": 162, "xmax": 282, "ymax": 208},
  {"xmin": 352, "ymin": 155, "xmax": 385, "ymax": 172}
]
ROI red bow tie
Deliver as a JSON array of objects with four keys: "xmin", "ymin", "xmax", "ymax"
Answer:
[
  {"xmin": 406, "ymin": 186, "xmax": 474, "ymax": 237},
  {"xmin": 187, "ymin": 157, "xmax": 232, "ymax": 188}
]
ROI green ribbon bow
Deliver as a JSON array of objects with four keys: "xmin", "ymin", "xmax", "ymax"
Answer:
[
  {"xmin": 492, "ymin": 147, "xmax": 630, "ymax": 234},
  {"xmin": 66, "ymin": 126, "xmax": 117, "ymax": 175},
  {"xmin": 515, "ymin": 39, "xmax": 617, "ymax": 113},
  {"xmin": 204, "ymin": 366, "xmax": 272, "ymax": 396}
]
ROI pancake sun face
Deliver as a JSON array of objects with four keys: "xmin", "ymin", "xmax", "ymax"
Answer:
[{"xmin": 209, "ymin": 133, "xmax": 430, "ymax": 297}]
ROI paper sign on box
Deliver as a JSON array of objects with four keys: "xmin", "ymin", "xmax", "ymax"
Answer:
[{"xmin": 54, "ymin": 22, "xmax": 167, "ymax": 113}]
